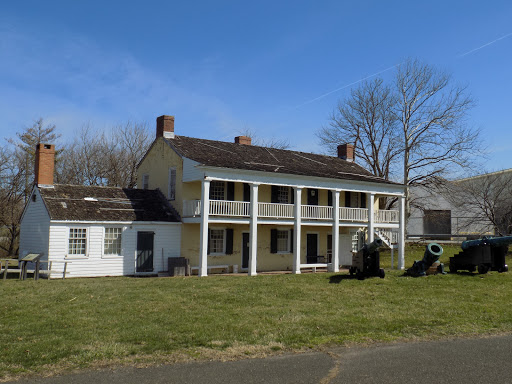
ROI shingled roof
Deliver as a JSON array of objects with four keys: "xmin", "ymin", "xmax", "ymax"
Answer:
[
  {"xmin": 38, "ymin": 184, "xmax": 180, "ymax": 222},
  {"xmin": 166, "ymin": 136, "xmax": 398, "ymax": 185}
]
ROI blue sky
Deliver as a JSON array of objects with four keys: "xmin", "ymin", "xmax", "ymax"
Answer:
[{"xmin": 1, "ymin": 0, "xmax": 511, "ymax": 171}]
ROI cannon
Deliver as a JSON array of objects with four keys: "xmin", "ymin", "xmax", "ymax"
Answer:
[
  {"xmin": 449, "ymin": 236, "xmax": 512, "ymax": 274},
  {"xmin": 405, "ymin": 243, "xmax": 444, "ymax": 277},
  {"xmin": 349, "ymin": 238, "xmax": 385, "ymax": 280}
]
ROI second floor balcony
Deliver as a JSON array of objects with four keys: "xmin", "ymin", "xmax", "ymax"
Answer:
[{"xmin": 183, "ymin": 199, "xmax": 399, "ymax": 224}]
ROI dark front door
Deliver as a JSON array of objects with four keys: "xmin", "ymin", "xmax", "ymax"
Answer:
[
  {"xmin": 242, "ymin": 233, "xmax": 250, "ymax": 269},
  {"xmin": 307, "ymin": 234, "xmax": 318, "ymax": 264},
  {"xmin": 136, "ymin": 232, "xmax": 154, "ymax": 272},
  {"xmin": 307, "ymin": 188, "xmax": 319, "ymax": 205}
]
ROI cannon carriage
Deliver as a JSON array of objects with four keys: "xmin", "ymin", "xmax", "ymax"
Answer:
[
  {"xmin": 349, "ymin": 238, "xmax": 385, "ymax": 280},
  {"xmin": 449, "ymin": 236, "xmax": 511, "ymax": 274}
]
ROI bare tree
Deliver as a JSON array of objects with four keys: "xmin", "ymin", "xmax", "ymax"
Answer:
[
  {"xmin": 395, "ymin": 58, "xmax": 480, "ymax": 221},
  {"xmin": 317, "ymin": 78, "xmax": 401, "ymax": 182},
  {"xmin": 0, "ymin": 146, "xmax": 25, "ymax": 256},
  {"xmin": 318, "ymin": 58, "xmax": 481, "ymax": 221},
  {"xmin": 7, "ymin": 118, "xmax": 61, "ymax": 202},
  {"xmin": 445, "ymin": 171, "xmax": 512, "ymax": 236},
  {"xmin": 56, "ymin": 122, "xmax": 152, "ymax": 188},
  {"xmin": 0, "ymin": 119, "xmax": 61, "ymax": 256}
]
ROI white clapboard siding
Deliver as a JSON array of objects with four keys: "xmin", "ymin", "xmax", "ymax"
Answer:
[
  {"xmin": 48, "ymin": 223, "xmax": 181, "ymax": 278},
  {"xmin": 19, "ymin": 188, "xmax": 51, "ymax": 265}
]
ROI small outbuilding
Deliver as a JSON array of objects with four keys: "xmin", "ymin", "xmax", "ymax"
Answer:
[{"xmin": 19, "ymin": 144, "xmax": 181, "ymax": 278}]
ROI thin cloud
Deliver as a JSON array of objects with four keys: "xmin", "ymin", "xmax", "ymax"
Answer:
[
  {"xmin": 458, "ymin": 32, "xmax": 512, "ymax": 58},
  {"xmin": 293, "ymin": 63, "xmax": 401, "ymax": 109}
]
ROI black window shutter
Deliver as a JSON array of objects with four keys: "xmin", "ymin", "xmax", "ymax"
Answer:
[
  {"xmin": 243, "ymin": 183, "xmax": 250, "ymax": 202},
  {"xmin": 227, "ymin": 182, "xmax": 235, "ymax": 201},
  {"xmin": 225, "ymin": 228, "xmax": 234, "ymax": 254},
  {"xmin": 345, "ymin": 191, "xmax": 351, "ymax": 207},
  {"xmin": 328, "ymin": 190, "xmax": 333, "ymax": 206},
  {"xmin": 270, "ymin": 229, "xmax": 277, "ymax": 253},
  {"xmin": 271, "ymin": 186, "xmax": 278, "ymax": 203},
  {"xmin": 289, "ymin": 229, "xmax": 293, "ymax": 253},
  {"xmin": 290, "ymin": 187, "xmax": 294, "ymax": 204},
  {"xmin": 207, "ymin": 228, "xmax": 211, "ymax": 254},
  {"xmin": 360, "ymin": 193, "xmax": 366, "ymax": 208}
]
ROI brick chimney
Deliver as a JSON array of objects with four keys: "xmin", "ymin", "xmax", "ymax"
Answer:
[
  {"xmin": 337, "ymin": 144, "xmax": 355, "ymax": 162},
  {"xmin": 234, "ymin": 136, "xmax": 252, "ymax": 145},
  {"xmin": 34, "ymin": 143, "xmax": 55, "ymax": 186},
  {"xmin": 156, "ymin": 115, "xmax": 175, "ymax": 139}
]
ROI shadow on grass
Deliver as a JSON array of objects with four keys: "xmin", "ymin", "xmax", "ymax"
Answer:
[{"xmin": 328, "ymin": 273, "xmax": 356, "ymax": 284}]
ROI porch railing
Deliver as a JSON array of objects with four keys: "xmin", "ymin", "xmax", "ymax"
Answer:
[
  {"xmin": 183, "ymin": 200, "xmax": 201, "ymax": 217},
  {"xmin": 210, "ymin": 200, "xmax": 250, "ymax": 217},
  {"xmin": 258, "ymin": 202, "xmax": 294, "ymax": 218},
  {"xmin": 375, "ymin": 209, "xmax": 399, "ymax": 223},
  {"xmin": 339, "ymin": 207, "xmax": 368, "ymax": 222},
  {"xmin": 182, "ymin": 200, "xmax": 399, "ymax": 224},
  {"xmin": 301, "ymin": 205, "xmax": 333, "ymax": 220}
]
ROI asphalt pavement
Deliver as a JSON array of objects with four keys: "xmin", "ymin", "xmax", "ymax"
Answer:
[{"xmin": 9, "ymin": 334, "xmax": 512, "ymax": 384}]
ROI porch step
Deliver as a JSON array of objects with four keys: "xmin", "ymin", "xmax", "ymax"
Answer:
[{"xmin": 157, "ymin": 272, "xmax": 170, "ymax": 277}]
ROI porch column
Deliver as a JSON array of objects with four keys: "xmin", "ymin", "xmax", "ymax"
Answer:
[
  {"xmin": 330, "ymin": 190, "xmax": 340, "ymax": 272},
  {"xmin": 398, "ymin": 195, "xmax": 406, "ymax": 270},
  {"xmin": 199, "ymin": 179, "xmax": 210, "ymax": 277},
  {"xmin": 249, "ymin": 183, "xmax": 259, "ymax": 276},
  {"xmin": 367, "ymin": 193, "xmax": 375, "ymax": 243},
  {"xmin": 293, "ymin": 187, "xmax": 302, "ymax": 274}
]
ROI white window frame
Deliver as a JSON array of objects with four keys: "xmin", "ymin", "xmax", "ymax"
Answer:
[
  {"xmin": 142, "ymin": 174, "xmax": 149, "ymax": 190},
  {"xmin": 103, "ymin": 227, "xmax": 123, "ymax": 258},
  {"xmin": 209, "ymin": 228, "xmax": 226, "ymax": 255},
  {"xmin": 276, "ymin": 229, "xmax": 291, "ymax": 254},
  {"xmin": 168, "ymin": 167, "xmax": 176, "ymax": 200},
  {"xmin": 209, "ymin": 181, "xmax": 226, "ymax": 201},
  {"xmin": 67, "ymin": 227, "xmax": 88, "ymax": 258}
]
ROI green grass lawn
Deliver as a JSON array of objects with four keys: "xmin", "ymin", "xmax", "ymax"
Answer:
[{"xmin": 1, "ymin": 244, "xmax": 512, "ymax": 380}]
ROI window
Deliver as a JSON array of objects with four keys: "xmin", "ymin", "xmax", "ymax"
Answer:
[
  {"xmin": 424, "ymin": 210, "xmax": 451, "ymax": 237},
  {"xmin": 104, "ymin": 227, "xmax": 122, "ymax": 256},
  {"xmin": 142, "ymin": 174, "xmax": 149, "ymax": 189},
  {"xmin": 68, "ymin": 228, "xmax": 87, "ymax": 256},
  {"xmin": 209, "ymin": 229, "xmax": 225, "ymax": 254},
  {"xmin": 277, "ymin": 186, "xmax": 290, "ymax": 204},
  {"xmin": 210, "ymin": 181, "xmax": 225, "ymax": 200},
  {"xmin": 277, "ymin": 230, "xmax": 290, "ymax": 252},
  {"xmin": 168, "ymin": 167, "xmax": 176, "ymax": 200}
]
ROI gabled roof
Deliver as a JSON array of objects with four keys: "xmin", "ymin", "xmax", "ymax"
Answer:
[
  {"xmin": 167, "ymin": 136, "xmax": 399, "ymax": 185},
  {"xmin": 38, "ymin": 184, "xmax": 180, "ymax": 222}
]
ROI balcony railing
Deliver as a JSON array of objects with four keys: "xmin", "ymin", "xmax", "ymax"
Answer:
[
  {"xmin": 182, "ymin": 200, "xmax": 399, "ymax": 223},
  {"xmin": 375, "ymin": 209, "xmax": 399, "ymax": 223},
  {"xmin": 258, "ymin": 202, "xmax": 294, "ymax": 218},
  {"xmin": 210, "ymin": 200, "xmax": 250, "ymax": 217},
  {"xmin": 302, "ymin": 205, "xmax": 333, "ymax": 220}
]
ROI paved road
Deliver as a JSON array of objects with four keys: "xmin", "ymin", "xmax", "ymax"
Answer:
[{"xmin": 10, "ymin": 335, "xmax": 512, "ymax": 384}]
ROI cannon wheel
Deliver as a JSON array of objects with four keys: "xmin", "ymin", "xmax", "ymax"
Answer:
[
  {"xmin": 378, "ymin": 268, "xmax": 385, "ymax": 279},
  {"xmin": 478, "ymin": 264, "xmax": 489, "ymax": 274}
]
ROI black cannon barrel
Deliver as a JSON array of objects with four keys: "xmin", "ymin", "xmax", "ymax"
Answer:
[
  {"xmin": 461, "ymin": 236, "xmax": 512, "ymax": 250},
  {"xmin": 365, "ymin": 238, "xmax": 383, "ymax": 254}
]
